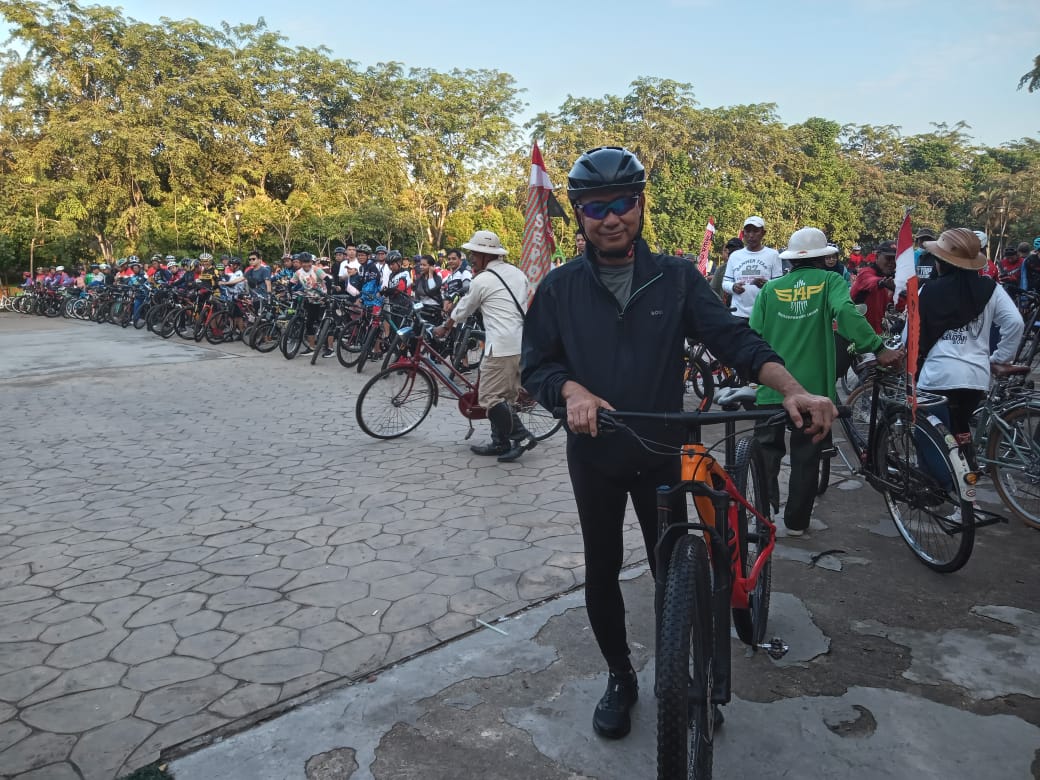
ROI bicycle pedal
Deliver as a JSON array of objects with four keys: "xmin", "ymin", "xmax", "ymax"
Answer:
[{"xmin": 759, "ymin": 637, "xmax": 789, "ymax": 660}]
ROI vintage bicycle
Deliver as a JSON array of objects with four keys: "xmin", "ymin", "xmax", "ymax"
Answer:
[{"xmin": 354, "ymin": 304, "xmax": 561, "ymax": 442}]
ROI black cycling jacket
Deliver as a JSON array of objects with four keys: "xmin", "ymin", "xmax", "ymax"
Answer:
[{"xmin": 521, "ymin": 239, "xmax": 782, "ymax": 472}]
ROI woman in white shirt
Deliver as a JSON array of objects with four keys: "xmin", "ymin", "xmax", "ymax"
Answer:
[{"xmin": 914, "ymin": 229, "xmax": 1024, "ymax": 461}]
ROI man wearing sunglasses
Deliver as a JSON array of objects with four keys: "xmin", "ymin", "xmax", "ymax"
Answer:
[{"xmin": 522, "ymin": 145, "xmax": 836, "ymax": 741}]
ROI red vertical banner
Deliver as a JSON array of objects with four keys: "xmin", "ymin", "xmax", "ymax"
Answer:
[
  {"xmin": 696, "ymin": 218, "xmax": 716, "ymax": 276},
  {"xmin": 520, "ymin": 142, "xmax": 557, "ymax": 303}
]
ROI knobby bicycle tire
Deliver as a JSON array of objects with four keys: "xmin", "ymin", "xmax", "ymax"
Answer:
[
  {"xmin": 986, "ymin": 402, "xmax": 1040, "ymax": 530},
  {"xmin": 311, "ymin": 319, "xmax": 332, "ymax": 365},
  {"xmin": 280, "ymin": 315, "xmax": 305, "ymax": 359},
  {"xmin": 336, "ymin": 318, "xmax": 367, "ymax": 368},
  {"xmin": 730, "ymin": 437, "xmax": 772, "ymax": 647},
  {"xmin": 381, "ymin": 332, "xmax": 408, "ymax": 371},
  {"xmin": 874, "ymin": 410, "xmax": 975, "ymax": 572},
  {"xmin": 174, "ymin": 309, "xmax": 196, "ymax": 340},
  {"xmin": 355, "ymin": 367, "xmax": 435, "ymax": 439},
  {"xmin": 253, "ymin": 320, "xmax": 283, "ymax": 353},
  {"xmin": 656, "ymin": 534, "xmax": 714, "ymax": 780},
  {"xmin": 355, "ymin": 324, "xmax": 382, "ymax": 374},
  {"xmin": 205, "ymin": 311, "xmax": 232, "ymax": 344}
]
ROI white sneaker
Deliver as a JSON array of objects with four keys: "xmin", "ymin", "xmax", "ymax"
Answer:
[{"xmin": 785, "ymin": 528, "xmax": 806, "ymax": 537}]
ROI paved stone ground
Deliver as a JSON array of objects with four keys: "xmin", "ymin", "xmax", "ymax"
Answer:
[{"xmin": 0, "ymin": 316, "xmax": 648, "ymax": 780}]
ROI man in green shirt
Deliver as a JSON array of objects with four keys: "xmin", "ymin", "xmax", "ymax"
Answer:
[{"xmin": 750, "ymin": 227, "xmax": 903, "ymax": 536}]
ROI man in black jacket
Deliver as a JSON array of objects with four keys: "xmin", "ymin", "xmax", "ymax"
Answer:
[{"xmin": 521, "ymin": 146, "xmax": 836, "ymax": 741}]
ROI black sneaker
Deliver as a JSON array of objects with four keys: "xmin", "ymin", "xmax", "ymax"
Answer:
[
  {"xmin": 321, "ymin": 349, "xmax": 334, "ymax": 358},
  {"xmin": 300, "ymin": 347, "xmax": 314, "ymax": 356},
  {"xmin": 593, "ymin": 669, "xmax": 638, "ymax": 739}
]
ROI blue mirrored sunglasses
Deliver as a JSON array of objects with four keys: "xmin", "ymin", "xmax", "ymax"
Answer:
[{"xmin": 577, "ymin": 194, "xmax": 641, "ymax": 220}]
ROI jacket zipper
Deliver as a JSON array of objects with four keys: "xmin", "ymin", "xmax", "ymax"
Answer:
[{"xmin": 617, "ymin": 273, "xmax": 663, "ymax": 321}]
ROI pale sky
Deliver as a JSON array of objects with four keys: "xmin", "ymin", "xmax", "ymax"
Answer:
[{"xmin": 4, "ymin": 0, "xmax": 1039, "ymax": 147}]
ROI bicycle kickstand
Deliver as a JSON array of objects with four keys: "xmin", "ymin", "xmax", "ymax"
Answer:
[
  {"xmin": 759, "ymin": 637, "xmax": 789, "ymax": 660},
  {"xmin": 464, "ymin": 419, "xmax": 475, "ymax": 440}
]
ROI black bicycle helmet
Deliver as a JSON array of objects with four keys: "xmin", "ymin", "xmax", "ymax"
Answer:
[
  {"xmin": 567, "ymin": 146, "xmax": 646, "ymax": 203},
  {"xmin": 357, "ymin": 244, "xmax": 372, "ymax": 254},
  {"xmin": 387, "ymin": 250, "xmax": 402, "ymax": 262}
]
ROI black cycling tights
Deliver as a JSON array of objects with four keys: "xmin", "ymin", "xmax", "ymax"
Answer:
[{"xmin": 568, "ymin": 453, "xmax": 678, "ymax": 673}]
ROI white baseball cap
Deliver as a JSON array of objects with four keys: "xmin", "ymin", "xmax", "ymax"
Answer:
[{"xmin": 743, "ymin": 216, "xmax": 765, "ymax": 229}]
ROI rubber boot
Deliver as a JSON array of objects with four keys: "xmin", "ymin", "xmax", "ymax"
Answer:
[
  {"xmin": 498, "ymin": 410, "xmax": 538, "ymax": 463},
  {"xmin": 470, "ymin": 403, "xmax": 512, "ymax": 456}
]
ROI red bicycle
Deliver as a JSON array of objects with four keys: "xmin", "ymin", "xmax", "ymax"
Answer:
[{"xmin": 354, "ymin": 306, "xmax": 561, "ymax": 442}]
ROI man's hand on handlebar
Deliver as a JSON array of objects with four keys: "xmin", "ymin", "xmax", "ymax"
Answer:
[
  {"xmin": 781, "ymin": 392, "xmax": 838, "ymax": 444},
  {"xmin": 876, "ymin": 345, "xmax": 905, "ymax": 368},
  {"xmin": 561, "ymin": 380, "xmax": 614, "ymax": 437}
]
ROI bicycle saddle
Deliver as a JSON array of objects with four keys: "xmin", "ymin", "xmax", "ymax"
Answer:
[{"xmin": 715, "ymin": 385, "xmax": 757, "ymax": 410}]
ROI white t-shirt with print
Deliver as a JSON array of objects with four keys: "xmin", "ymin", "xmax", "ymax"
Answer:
[{"xmin": 722, "ymin": 247, "xmax": 784, "ymax": 318}]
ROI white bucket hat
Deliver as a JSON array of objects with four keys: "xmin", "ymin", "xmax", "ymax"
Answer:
[
  {"xmin": 462, "ymin": 230, "xmax": 508, "ymax": 256},
  {"xmin": 780, "ymin": 227, "xmax": 834, "ymax": 261}
]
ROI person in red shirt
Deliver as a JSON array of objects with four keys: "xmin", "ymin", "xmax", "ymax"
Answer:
[
  {"xmin": 997, "ymin": 245, "xmax": 1024, "ymax": 291},
  {"xmin": 847, "ymin": 244, "xmax": 864, "ymax": 275},
  {"xmin": 850, "ymin": 241, "xmax": 904, "ymax": 334}
]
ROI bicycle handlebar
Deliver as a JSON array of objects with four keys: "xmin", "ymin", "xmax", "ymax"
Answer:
[{"xmin": 552, "ymin": 406, "xmax": 850, "ymax": 431}]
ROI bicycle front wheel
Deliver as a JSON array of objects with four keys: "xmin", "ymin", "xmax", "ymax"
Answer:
[
  {"xmin": 336, "ymin": 318, "xmax": 367, "ymax": 368},
  {"xmin": 987, "ymin": 402, "xmax": 1040, "ymax": 529},
  {"xmin": 280, "ymin": 316, "xmax": 305, "ymax": 359},
  {"xmin": 657, "ymin": 534, "xmax": 714, "ymax": 780},
  {"xmin": 514, "ymin": 390, "xmax": 562, "ymax": 441},
  {"xmin": 875, "ymin": 411, "xmax": 975, "ymax": 572},
  {"xmin": 730, "ymin": 438, "xmax": 772, "ymax": 647},
  {"xmin": 355, "ymin": 367, "xmax": 435, "ymax": 439}
]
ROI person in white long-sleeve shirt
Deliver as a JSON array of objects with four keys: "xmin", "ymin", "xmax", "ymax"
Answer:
[
  {"xmin": 911, "ymin": 228, "xmax": 1024, "ymax": 466},
  {"xmin": 722, "ymin": 215, "xmax": 784, "ymax": 318},
  {"xmin": 433, "ymin": 230, "xmax": 536, "ymax": 463}
]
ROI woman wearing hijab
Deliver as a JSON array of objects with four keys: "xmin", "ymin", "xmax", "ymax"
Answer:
[{"xmin": 914, "ymin": 228, "xmax": 1024, "ymax": 462}]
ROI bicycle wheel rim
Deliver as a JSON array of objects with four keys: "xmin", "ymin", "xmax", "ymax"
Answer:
[
  {"xmin": 987, "ymin": 403, "xmax": 1040, "ymax": 529},
  {"xmin": 336, "ymin": 320, "xmax": 366, "ymax": 367},
  {"xmin": 514, "ymin": 390, "xmax": 563, "ymax": 441},
  {"xmin": 731, "ymin": 438, "xmax": 771, "ymax": 646},
  {"xmin": 876, "ymin": 413, "xmax": 975, "ymax": 572},
  {"xmin": 355, "ymin": 367, "xmax": 434, "ymax": 439},
  {"xmin": 656, "ymin": 535, "xmax": 714, "ymax": 780}
]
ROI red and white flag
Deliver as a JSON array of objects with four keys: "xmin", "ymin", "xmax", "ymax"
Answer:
[
  {"xmin": 893, "ymin": 210, "xmax": 916, "ymax": 299},
  {"xmin": 520, "ymin": 142, "xmax": 557, "ymax": 302},
  {"xmin": 893, "ymin": 210, "xmax": 919, "ymax": 413},
  {"xmin": 696, "ymin": 218, "xmax": 716, "ymax": 276}
]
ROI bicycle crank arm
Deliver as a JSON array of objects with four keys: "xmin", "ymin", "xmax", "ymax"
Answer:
[{"xmin": 758, "ymin": 637, "xmax": 789, "ymax": 660}]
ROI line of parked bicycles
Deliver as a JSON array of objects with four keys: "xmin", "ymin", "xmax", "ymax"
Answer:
[
  {"xmin": 3, "ymin": 281, "xmax": 564, "ymax": 444},
  {"xmin": 3, "ymin": 281, "xmax": 483, "ymax": 372}
]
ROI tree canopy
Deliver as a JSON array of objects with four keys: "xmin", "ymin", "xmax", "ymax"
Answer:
[{"xmin": 1, "ymin": 1, "xmax": 1038, "ymax": 279}]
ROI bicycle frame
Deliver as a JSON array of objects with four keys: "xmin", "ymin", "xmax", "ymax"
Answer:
[{"xmin": 386, "ymin": 320, "xmax": 484, "ymax": 419}]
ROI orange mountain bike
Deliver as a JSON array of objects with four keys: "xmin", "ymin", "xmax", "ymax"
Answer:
[{"xmin": 584, "ymin": 406, "xmax": 825, "ymax": 779}]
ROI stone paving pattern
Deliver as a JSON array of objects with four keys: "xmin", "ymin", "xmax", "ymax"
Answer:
[{"xmin": 0, "ymin": 318, "xmax": 649, "ymax": 779}]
